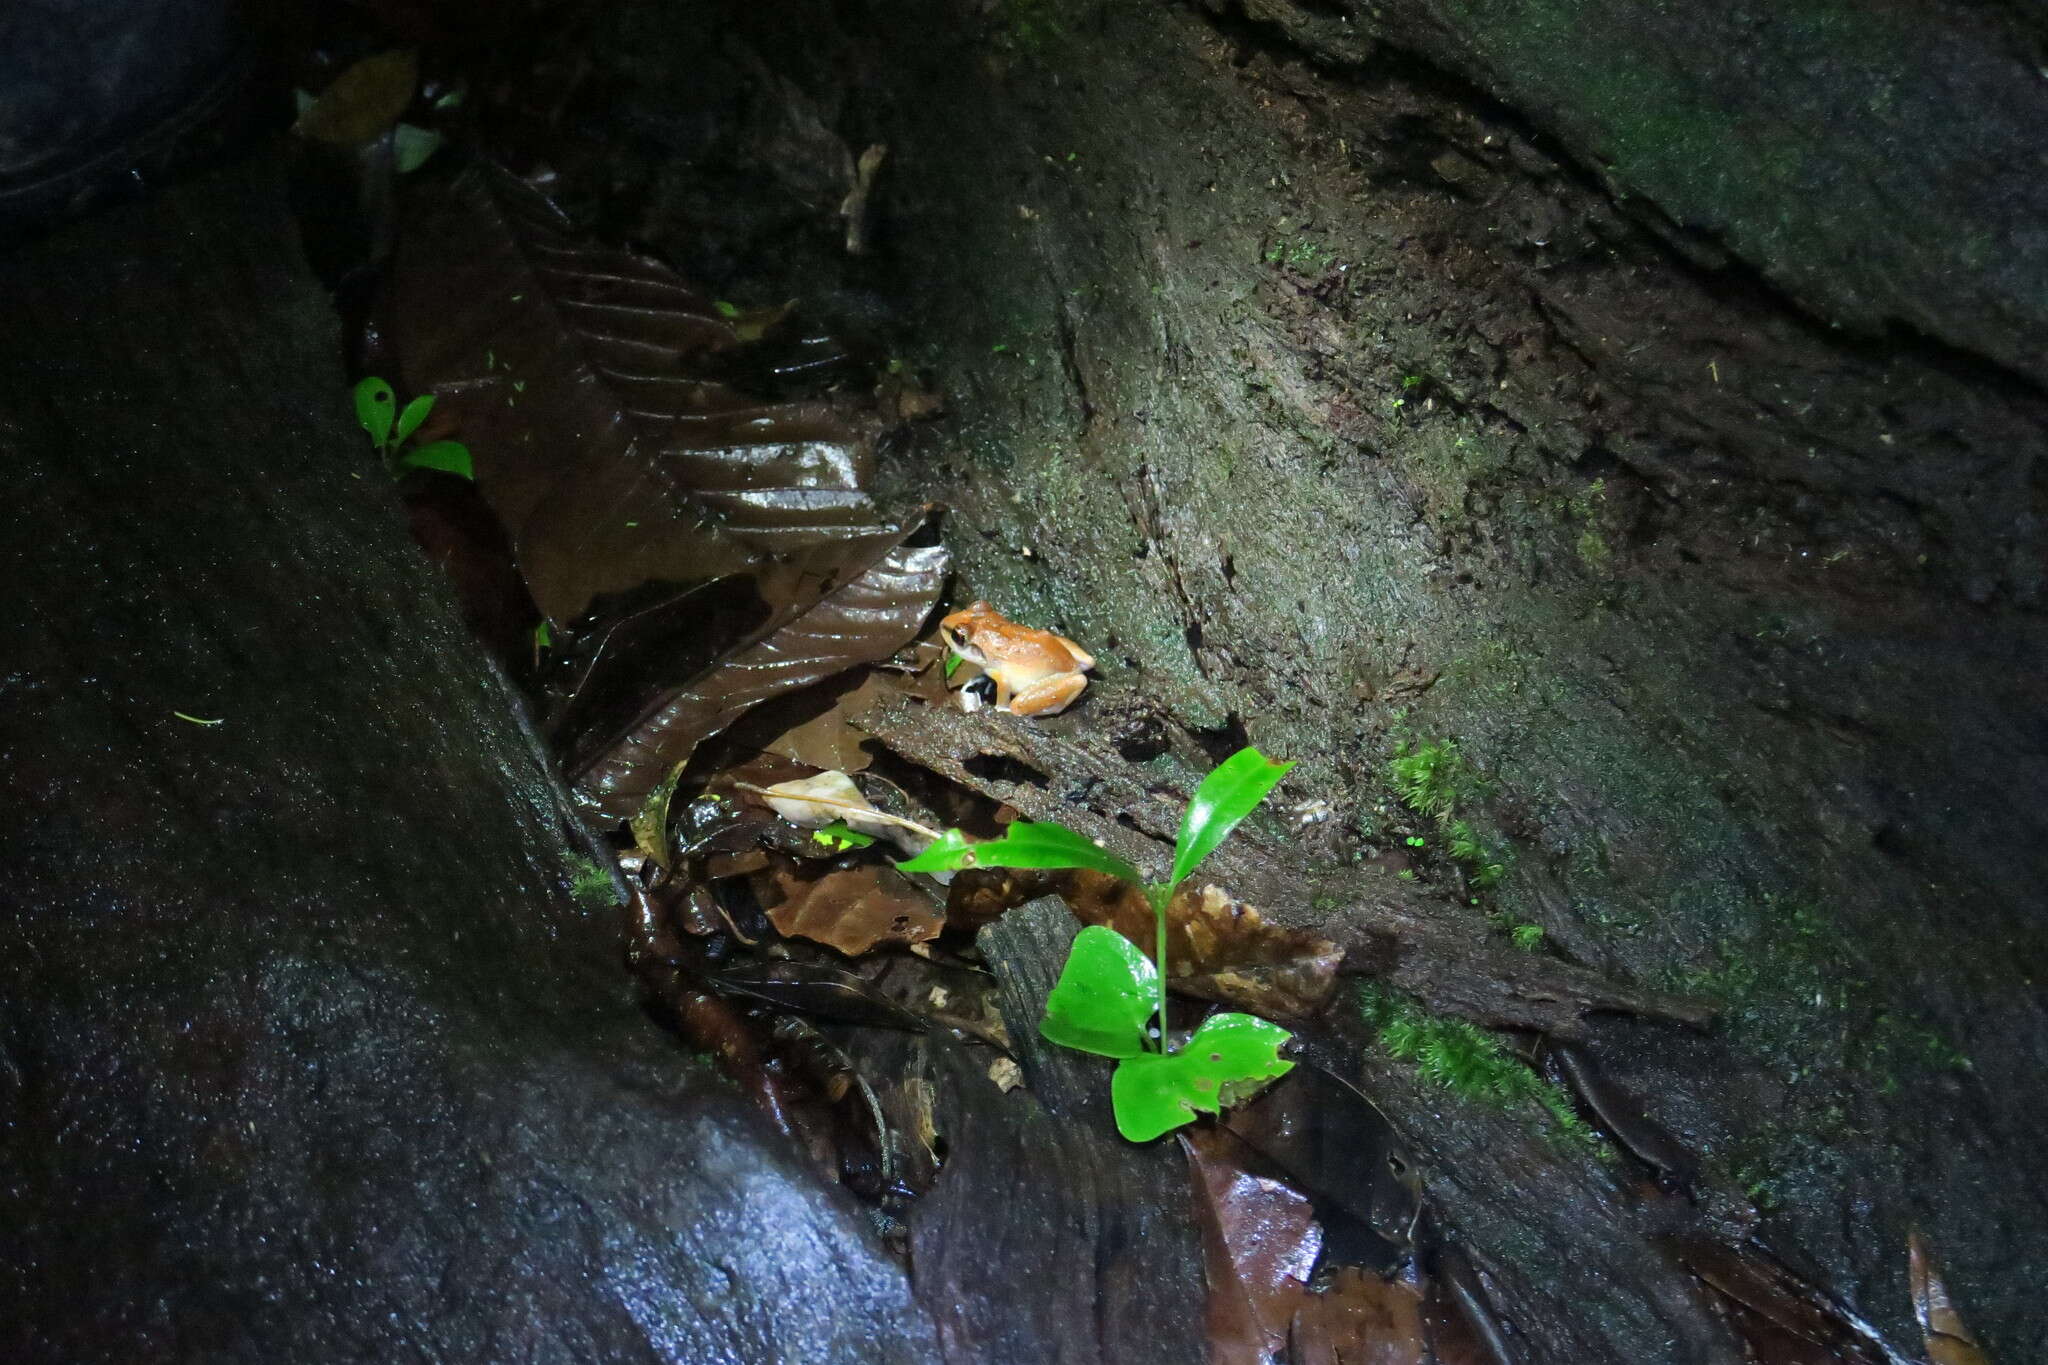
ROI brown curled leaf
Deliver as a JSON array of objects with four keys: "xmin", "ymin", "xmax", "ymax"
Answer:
[
  {"xmin": 380, "ymin": 162, "xmax": 896, "ymax": 625},
  {"xmin": 570, "ymin": 536, "xmax": 949, "ymax": 819},
  {"xmin": 1058, "ymin": 872, "xmax": 1342, "ymax": 1021}
]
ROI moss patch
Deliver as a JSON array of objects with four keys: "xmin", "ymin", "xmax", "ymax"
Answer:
[{"xmin": 1359, "ymin": 984, "xmax": 1600, "ymax": 1151}]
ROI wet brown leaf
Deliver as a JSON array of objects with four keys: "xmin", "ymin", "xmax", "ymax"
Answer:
[
  {"xmin": 569, "ymin": 537, "xmax": 949, "ymax": 819},
  {"xmin": 1292, "ymin": 1266, "xmax": 1428, "ymax": 1365},
  {"xmin": 1183, "ymin": 1127, "xmax": 1322, "ymax": 1365},
  {"xmin": 763, "ymin": 861, "xmax": 946, "ymax": 955},
  {"xmin": 713, "ymin": 961, "xmax": 929, "ymax": 1031},
  {"xmin": 1223, "ymin": 1068, "xmax": 1420, "ymax": 1254},
  {"xmin": 762, "ymin": 671, "xmax": 904, "ymax": 772},
  {"xmin": 381, "ymin": 163, "xmax": 897, "ymax": 625},
  {"xmin": 1910, "ymin": 1230, "xmax": 1993, "ymax": 1365},
  {"xmin": 1671, "ymin": 1237, "xmax": 1890, "ymax": 1365}
]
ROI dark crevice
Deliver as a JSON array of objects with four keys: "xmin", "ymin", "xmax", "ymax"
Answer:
[{"xmin": 963, "ymin": 750, "xmax": 1052, "ymax": 789}]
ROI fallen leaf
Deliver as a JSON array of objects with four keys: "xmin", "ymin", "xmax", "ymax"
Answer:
[
  {"xmin": 1183, "ymin": 1127, "xmax": 1322, "ymax": 1365},
  {"xmin": 381, "ymin": 163, "xmax": 898, "ymax": 626},
  {"xmin": 1292, "ymin": 1266, "xmax": 1429, "ymax": 1365},
  {"xmin": 1670, "ymin": 1237, "xmax": 1890, "ymax": 1364},
  {"xmin": 762, "ymin": 861, "xmax": 946, "ymax": 955},
  {"xmin": 1058, "ymin": 873, "xmax": 1342, "ymax": 1020},
  {"xmin": 569, "ymin": 537, "xmax": 949, "ymax": 819},
  {"xmin": 1223, "ymin": 1067, "xmax": 1420, "ymax": 1254},
  {"xmin": 938, "ymin": 867, "xmax": 1339, "ymax": 1017},
  {"xmin": 762, "ymin": 671, "xmax": 903, "ymax": 772},
  {"xmin": 753, "ymin": 771, "xmax": 930, "ymax": 850},
  {"xmin": 713, "ymin": 961, "xmax": 929, "ymax": 1031},
  {"xmin": 988, "ymin": 1057, "xmax": 1023, "ymax": 1092},
  {"xmin": 758, "ymin": 770, "xmax": 876, "ymax": 824},
  {"xmin": 1909, "ymin": 1230, "xmax": 1992, "ymax": 1365}
]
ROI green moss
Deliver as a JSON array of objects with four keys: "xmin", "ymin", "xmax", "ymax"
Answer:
[
  {"xmin": 1447, "ymin": 818, "xmax": 1505, "ymax": 888},
  {"xmin": 1388, "ymin": 738, "xmax": 1478, "ymax": 818},
  {"xmin": 1359, "ymin": 984, "xmax": 1600, "ymax": 1150},
  {"xmin": 568, "ymin": 855, "xmax": 617, "ymax": 907},
  {"xmin": 1403, "ymin": 423, "xmax": 1512, "ymax": 523},
  {"xmin": 1575, "ymin": 528, "xmax": 1613, "ymax": 573},
  {"xmin": 1387, "ymin": 740, "xmax": 1513, "ymax": 891},
  {"xmin": 1262, "ymin": 236, "xmax": 1335, "ymax": 272}
]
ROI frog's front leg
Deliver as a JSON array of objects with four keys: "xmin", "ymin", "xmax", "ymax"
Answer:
[{"xmin": 1006, "ymin": 672, "xmax": 1088, "ymax": 717}]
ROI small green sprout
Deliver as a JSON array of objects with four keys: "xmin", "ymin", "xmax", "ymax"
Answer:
[
  {"xmin": 899, "ymin": 747, "xmax": 1296, "ymax": 1141},
  {"xmin": 354, "ymin": 377, "xmax": 473, "ymax": 480},
  {"xmin": 812, "ymin": 820, "xmax": 876, "ymax": 851}
]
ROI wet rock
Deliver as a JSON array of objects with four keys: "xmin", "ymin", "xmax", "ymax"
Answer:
[{"xmin": 0, "ymin": 154, "xmax": 937, "ymax": 1364}]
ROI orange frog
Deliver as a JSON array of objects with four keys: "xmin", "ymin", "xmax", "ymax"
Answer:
[{"xmin": 938, "ymin": 601, "xmax": 1096, "ymax": 717}]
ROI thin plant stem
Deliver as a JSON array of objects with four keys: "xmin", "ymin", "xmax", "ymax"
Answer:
[
  {"xmin": 733, "ymin": 782, "xmax": 944, "ymax": 841},
  {"xmin": 1149, "ymin": 884, "xmax": 1170, "ymax": 1054}
]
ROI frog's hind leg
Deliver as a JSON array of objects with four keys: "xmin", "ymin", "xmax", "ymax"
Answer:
[{"xmin": 1006, "ymin": 673, "xmax": 1087, "ymax": 717}]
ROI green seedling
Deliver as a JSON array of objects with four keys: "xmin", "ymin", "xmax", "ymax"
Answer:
[
  {"xmin": 898, "ymin": 747, "xmax": 1296, "ymax": 1140},
  {"xmin": 811, "ymin": 820, "xmax": 875, "ymax": 851},
  {"xmin": 354, "ymin": 377, "xmax": 473, "ymax": 480}
]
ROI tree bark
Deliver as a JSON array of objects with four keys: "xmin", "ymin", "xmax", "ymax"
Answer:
[{"xmin": 572, "ymin": 0, "xmax": 2047, "ymax": 1357}]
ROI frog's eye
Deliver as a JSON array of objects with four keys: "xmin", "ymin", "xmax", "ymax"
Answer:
[{"xmin": 945, "ymin": 626, "xmax": 970, "ymax": 647}]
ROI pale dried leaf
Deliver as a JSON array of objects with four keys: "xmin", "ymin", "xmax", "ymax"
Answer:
[{"xmin": 1909, "ymin": 1231, "xmax": 1993, "ymax": 1365}]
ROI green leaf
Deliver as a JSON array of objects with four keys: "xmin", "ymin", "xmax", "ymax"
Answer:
[
  {"xmin": 1040, "ymin": 925, "xmax": 1156, "ymax": 1059},
  {"xmin": 812, "ymin": 820, "xmax": 875, "ymax": 850},
  {"xmin": 392, "ymin": 393, "xmax": 435, "ymax": 445},
  {"xmin": 392, "ymin": 122, "xmax": 442, "ymax": 174},
  {"xmin": 1169, "ymin": 747, "xmax": 1294, "ymax": 893},
  {"xmin": 893, "ymin": 827, "xmax": 977, "ymax": 874},
  {"xmin": 400, "ymin": 440, "xmax": 473, "ymax": 480},
  {"xmin": 1108, "ymin": 1013, "xmax": 1294, "ymax": 1141},
  {"xmin": 943, "ymin": 649, "xmax": 964, "ymax": 679},
  {"xmin": 354, "ymin": 377, "xmax": 395, "ymax": 448},
  {"xmin": 896, "ymin": 822, "xmax": 1142, "ymax": 884}
]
